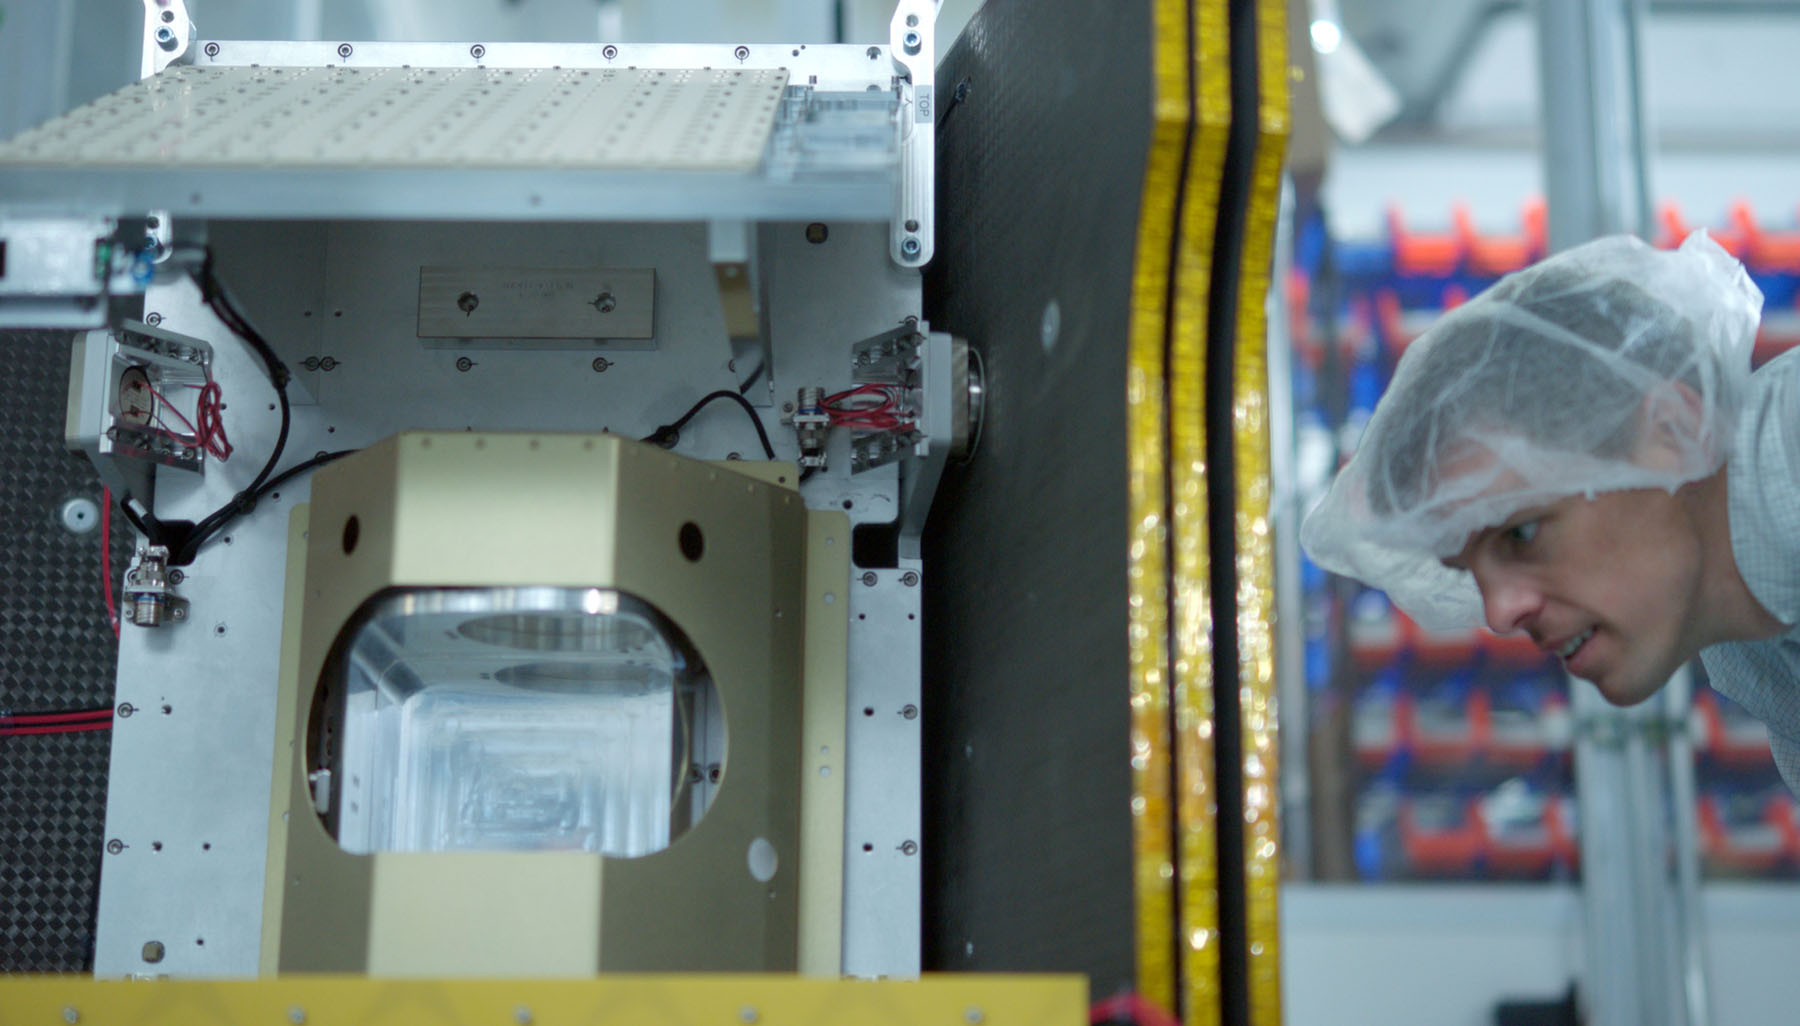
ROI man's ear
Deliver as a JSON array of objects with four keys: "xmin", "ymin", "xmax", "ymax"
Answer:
[{"xmin": 1634, "ymin": 379, "xmax": 1706, "ymax": 470}]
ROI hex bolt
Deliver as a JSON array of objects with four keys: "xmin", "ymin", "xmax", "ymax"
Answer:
[
  {"xmin": 592, "ymin": 357, "xmax": 611, "ymax": 373},
  {"xmin": 861, "ymin": 571, "xmax": 878, "ymax": 587},
  {"xmin": 204, "ymin": 42, "xmax": 220, "ymax": 57},
  {"xmin": 145, "ymin": 312, "xmax": 163, "ymax": 326},
  {"xmin": 603, "ymin": 44, "xmax": 619, "ymax": 60},
  {"xmin": 734, "ymin": 45, "xmax": 751, "ymax": 61},
  {"xmin": 901, "ymin": 571, "xmax": 919, "ymax": 587},
  {"xmin": 337, "ymin": 43, "xmax": 353, "ymax": 58},
  {"xmin": 141, "ymin": 940, "xmax": 165, "ymax": 964},
  {"xmin": 470, "ymin": 44, "xmax": 487, "ymax": 59},
  {"xmin": 117, "ymin": 703, "xmax": 134, "ymax": 718},
  {"xmin": 900, "ymin": 840, "xmax": 919, "ymax": 856},
  {"xmin": 106, "ymin": 839, "xmax": 124, "ymax": 855},
  {"xmin": 902, "ymin": 704, "xmax": 919, "ymax": 720}
]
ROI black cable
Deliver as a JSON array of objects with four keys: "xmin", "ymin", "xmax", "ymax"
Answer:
[
  {"xmin": 168, "ymin": 253, "xmax": 295, "ymax": 564},
  {"xmin": 736, "ymin": 358, "xmax": 768, "ymax": 395},
  {"xmin": 642, "ymin": 389, "xmax": 777, "ymax": 460}
]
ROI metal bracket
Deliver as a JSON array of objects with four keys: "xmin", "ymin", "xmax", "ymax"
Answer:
[
  {"xmin": 888, "ymin": 0, "xmax": 943, "ymax": 269},
  {"xmin": 141, "ymin": 0, "xmax": 196, "ymax": 78},
  {"xmin": 66, "ymin": 320, "xmax": 216, "ymax": 502},
  {"xmin": 709, "ymin": 219, "xmax": 770, "ymax": 397},
  {"xmin": 0, "ymin": 217, "xmax": 155, "ymax": 330}
]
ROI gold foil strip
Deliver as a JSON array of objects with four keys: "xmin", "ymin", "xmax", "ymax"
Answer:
[
  {"xmin": 1171, "ymin": 0, "xmax": 1235, "ymax": 1023},
  {"xmin": 1126, "ymin": 0, "xmax": 1195, "ymax": 1011},
  {"xmin": 1235, "ymin": 1, "xmax": 1293, "ymax": 1023}
]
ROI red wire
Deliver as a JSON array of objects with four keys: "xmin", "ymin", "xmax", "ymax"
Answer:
[
  {"xmin": 1089, "ymin": 994, "xmax": 1181, "ymax": 1026},
  {"xmin": 0, "ymin": 721, "xmax": 112, "ymax": 737},
  {"xmin": 192, "ymin": 380, "xmax": 232, "ymax": 461},
  {"xmin": 101, "ymin": 487, "xmax": 119, "ymax": 636},
  {"xmin": 1, "ymin": 709, "xmax": 112, "ymax": 726},
  {"xmin": 145, "ymin": 382, "xmax": 200, "ymax": 437}
]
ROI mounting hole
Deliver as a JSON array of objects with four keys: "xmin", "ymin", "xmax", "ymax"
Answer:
[
  {"xmin": 341, "ymin": 516, "xmax": 360, "ymax": 555},
  {"xmin": 678, "ymin": 522, "xmax": 704, "ymax": 562},
  {"xmin": 151, "ymin": 841, "xmax": 163, "ymax": 852},
  {"xmin": 863, "ymin": 707, "xmax": 874, "ymax": 716},
  {"xmin": 747, "ymin": 837, "xmax": 778, "ymax": 882},
  {"xmin": 861, "ymin": 842, "xmax": 874, "ymax": 852},
  {"xmin": 841, "ymin": 499, "xmax": 853, "ymax": 510}
]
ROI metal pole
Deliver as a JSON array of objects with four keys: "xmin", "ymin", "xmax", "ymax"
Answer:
[{"xmin": 1533, "ymin": 1, "xmax": 1710, "ymax": 1024}]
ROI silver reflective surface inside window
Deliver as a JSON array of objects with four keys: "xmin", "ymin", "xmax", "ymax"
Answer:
[{"xmin": 328, "ymin": 587, "xmax": 715, "ymax": 857}]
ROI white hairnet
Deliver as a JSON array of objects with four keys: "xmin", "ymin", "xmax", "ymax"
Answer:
[{"xmin": 1300, "ymin": 231, "xmax": 1762, "ymax": 630}]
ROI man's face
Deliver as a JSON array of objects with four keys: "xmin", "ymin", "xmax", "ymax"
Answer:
[{"xmin": 1444, "ymin": 488, "xmax": 1706, "ymax": 706}]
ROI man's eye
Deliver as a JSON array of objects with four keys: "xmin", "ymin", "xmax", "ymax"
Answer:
[{"xmin": 1505, "ymin": 520, "xmax": 1539, "ymax": 545}]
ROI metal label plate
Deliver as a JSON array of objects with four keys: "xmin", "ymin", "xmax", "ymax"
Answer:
[{"xmin": 418, "ymin": 266, "xmax": 655, "ymax": 341}]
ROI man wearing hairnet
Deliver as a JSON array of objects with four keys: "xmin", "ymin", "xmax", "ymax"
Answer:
[{"xmin": 1301, "ymin": 231, "xmax": 1800, "ymax": 792}]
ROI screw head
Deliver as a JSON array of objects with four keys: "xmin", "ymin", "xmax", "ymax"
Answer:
[
  {"xmin": 734, "ymin": 45, "xmax": 751, "ymax": 61},
  {"xmin": 106, "ymin": 839, "xmax": 124, "ymax": 854},
  {"xmin": 117, "ymin": 703, "xmax": 134, "ymax": 718},
  {"xmin": 805, "ymin": 222, "xmax": 829, "ymax": 244},
  {"xmin": 900, "ymin": 840, "xmax": 919, "ymax": 856},
  {"xmin": 866, "ymin": 45, "xmax": 881, "ymax": 59},
  {"xmin": 171, "ymin": 607, "xmax": 186, "ymax": 621},
  {"xmin": 319, "ymin": 356, "xmax": 338, "ymax": 371},
  {"xmin": 141, "ymin": 940, "xmax": 165, "ymax": 963},
  {"xmin": 204, "ymin": 41, "xmax": 220, "ymax": 57},
  {"xmin": 145, "ymin": 312, "xmax": 163, "ymax": 326},
  {"xmin": 901, "ymin": 570, "xmax": 919, "ymax": 587},
  {"xmin": 337, "ymin": 43, "xmax": 353, "ymax": 58},
  {"xmin": 470, "ymin": 44, "xmax": 486, "ymax": 59},
  {"xmin": 168, "ymin": 569, "xmax": 184, "ymax": 584},
  {"xmin": 861, "ymin": 571, "xmax": 877, "ymax": 586},
  {"xmin": 603, "ymin": 44, "xmax": 619, "ymax": 60},
  {"xmin": 903, "ymin": 31, "xmax": 922, "ymax": 54},
  {"xmin": 901, "ymin": 236, "xmax": 922, "ymax": 258},
  {"xmin": 592, "ymin": 291, "xmax": 617, "ymax": 313},
  {"xmin": 902, "ymin": 704, "xmax": 918, "ymax": 720},
  {"xmin": 455, "ymin": 356, "xmax": 474, "ymax": 372},
  {"xmin": 592, "ymin": 357, "xmax": 611, "ymax": 373}
]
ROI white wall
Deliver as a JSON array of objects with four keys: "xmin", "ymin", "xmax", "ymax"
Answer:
[{"xmin": 1284, "ymin": 884, "xmax": 1800, "ymax": 1026}]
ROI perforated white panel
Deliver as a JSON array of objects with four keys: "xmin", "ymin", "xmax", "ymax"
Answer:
[{"xmin": 0, "ymin": 65, "xmax": 789, "ymax": 172}]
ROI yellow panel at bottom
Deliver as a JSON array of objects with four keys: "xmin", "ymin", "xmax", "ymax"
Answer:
[{"xmin": 0, "ymin": 975, "xmax": 1087, "ymax": 1026}]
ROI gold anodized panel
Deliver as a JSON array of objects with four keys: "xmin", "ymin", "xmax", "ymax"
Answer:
[{"xmin": 271, "ymin": 432, "xmax": 811, "ymax": 974}]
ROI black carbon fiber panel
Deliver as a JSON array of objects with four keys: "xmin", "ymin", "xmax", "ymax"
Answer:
[
  {"xmin": 0, "ymin": 330, "xmax": 126, "ymax": 971},
  {"xmin": 921, "ymin": 0, "xmax": 1153, "ymax": 992}
]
